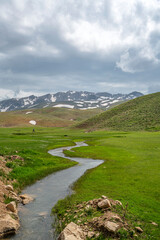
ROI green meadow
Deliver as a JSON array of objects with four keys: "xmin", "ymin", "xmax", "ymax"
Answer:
[
  {"xmin": 0, "ymin": 127, "xmax": 79, "ymax": 189},
  {"xmin": 0, "ymin": 127, "xmax": 159, "ymax": 239},
  {"xmin": 55, "ymin": 131, "xmax": 160, "ymax": 239}
]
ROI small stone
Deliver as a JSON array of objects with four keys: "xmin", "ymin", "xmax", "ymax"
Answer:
[
  {"xmin": 151, "ymin": 222, "xmax": 158, "ymax": 226},
  {"xmin": 133, "ymin": 234, "xmax": 138, "ymax": 238},
  {"xmin": 6, "ymin": 201, "xmax": 17, "ymax": 213},
  {"xmin": 101, "ymin": 195, "xmax": 107, "ymax": 199},
  {"xmin": 98, "ymin": 199, "xmax": 111, "ymax": 209},
  {"xmin": 85, "ymin": 205, "xmax": 91, "ymax": 210},
  {"xmin": 104, "ymin": 221, "xmax": 120, "ymax": 233},
  {"xmin": 11, "ymin": 196, "xmax": 21, "ymax": 202},
  {"xmin": 115, "ymin": 200, "xmax": 123, "ymax": 206},
  {"xmin": 77, "ymin": 204, "xmax": 83, "ymax": 209},
  {"xmin": 95, "ymin": 232, "xmax": 100, "ymax": 237},
  {"xmin": 135, "ymin": 226, "xmax": 143, "ymax": 233},
  {"xmin": 10, "ymin": 192, "xmax": 17, "ymax": 197},
  {"xmin": 5, "ymin": 185, "xmax": 13, "ymax": 191},
  {"xmin": 19, "ymin": 194, "xmax": 33, "ymax": 205},
  {"xmin": 87, "ymin": 231, "xmax": 95, "ymax": 238}
]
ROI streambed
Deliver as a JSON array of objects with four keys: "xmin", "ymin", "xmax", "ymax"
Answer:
[{"xmin": 11, "ymin": 142, "xmax": 103, "ymax": 240}]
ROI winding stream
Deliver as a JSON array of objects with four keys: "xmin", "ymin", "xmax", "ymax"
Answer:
[{"xmin": 11, "ymin": 142, "xmax": 103, "ymax": 240}]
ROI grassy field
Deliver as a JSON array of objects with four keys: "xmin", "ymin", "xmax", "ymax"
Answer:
[
  {"xmin": 0, "ymin": 127, "xmax": 159, "ymax": 239},
  {"xmin": 54, "ymin": 131, "xmax": 160, "ymax": 239},
  {"xmin": 0, "ymin": 107, "xmax": 103, "ymax": 127},
  {"xmin": 77, "ymin": 92, "xmax": 160, "ymax": 131},
  {"xmin": 0, "ymin": 127, "xmax": 81, "ymax": 189}
]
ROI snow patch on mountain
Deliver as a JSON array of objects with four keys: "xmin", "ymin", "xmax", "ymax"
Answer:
[
  {"xmin": 26, "ymin": 111, "xmax": 32, "ymax": 114},
  {"xmin": 54, "ymin": 104, "xmax": 74, "ymax": 109},
  {"xmin": 1, "ymin": 106, "xmax": 11, "ymax": 112},
  {"xmin": 50, "ymin": 95, "xmax": 56, "ymax": 102}
]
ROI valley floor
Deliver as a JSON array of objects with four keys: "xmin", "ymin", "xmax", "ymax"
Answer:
[{"xmin": 0, "ymin": 127, "xmax": 159, "ymax": 239}]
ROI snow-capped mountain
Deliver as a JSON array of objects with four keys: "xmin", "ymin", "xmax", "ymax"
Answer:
[{"xmin": 0, "ymin": 91, "xmax": 143, "ymax": 112}]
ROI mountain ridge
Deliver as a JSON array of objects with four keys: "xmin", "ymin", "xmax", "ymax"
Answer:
[{"xmin": 0, "ymin": 90, "xmax": 143, "ymax": 112}]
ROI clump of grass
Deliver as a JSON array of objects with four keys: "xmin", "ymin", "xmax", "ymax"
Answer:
[
  {"xmin": 6, "ymin": 162, "xmax": 16, "ymax": 169},
  {"xmin": 117, "ymin": 228, "xmax": 131, "ymax": 239},
  {"xmin": 4, "ymin": 194, "xmax": 15, "ymax": 204},
  {"xmin": 84, "ymin": 206, "xmax": 93, "ymax": 216}
]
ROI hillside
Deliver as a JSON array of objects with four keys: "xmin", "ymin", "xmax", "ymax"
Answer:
[
  {"xmin": 0, "ymin": 107, "xmax": 103, "ymax": 127},
  {"xmin": 76, "ymin": 92, "xmax": 160, "ymax": 131}
]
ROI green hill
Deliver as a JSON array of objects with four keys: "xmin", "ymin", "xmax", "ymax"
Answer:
[
  {"xmin": 76, "ymin": 92, "xmax": 160, "ymax": 131},
  {"xmin": 0, "ymin": 107, "xmax": 103, "ymax": 127}
]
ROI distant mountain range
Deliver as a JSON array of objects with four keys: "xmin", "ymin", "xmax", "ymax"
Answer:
[{"xmin": 0, "ymin": 91, "xmax": 143, "ymax": 112}]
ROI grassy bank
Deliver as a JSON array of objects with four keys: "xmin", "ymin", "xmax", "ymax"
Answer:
[
  {"xmin": 0, "ymin": 127, "xmax": 109, "ymax": 190},
  {"xmin": 54, "ymin": 131, "xmax": 160, "ymax": 239},
  {"xmin": 0, "ymin": 127, "xmax": 82, "ymax": 190}
]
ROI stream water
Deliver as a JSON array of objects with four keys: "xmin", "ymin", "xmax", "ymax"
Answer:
[{"xmin": 11, "ymin": 142, "xmax": 103, "ymax": 240}]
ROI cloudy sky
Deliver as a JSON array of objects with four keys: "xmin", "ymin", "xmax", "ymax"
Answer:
[{"xmin": 0, "ymin": 0, "xmax": 160, "ymax": 99}]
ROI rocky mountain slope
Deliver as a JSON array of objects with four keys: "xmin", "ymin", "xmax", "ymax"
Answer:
[{"xmin": 0, "ymin": 91, "xmax": 143, "ymax": 112}]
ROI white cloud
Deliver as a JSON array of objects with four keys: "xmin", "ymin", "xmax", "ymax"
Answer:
[
  {"xmin": 116, "ymin": 47, "xmax": 160, "ymax": 73},
  {"xmin": 15, "ymin": 90, "xmax": 44, "ymax": 98},
  {"xmin": 0, "ymin": 88, "xmax": 15, "ymax": 100},
  {"xmin": 0, "ymin": 88, "xmax": 45, "ymax": 100},
  {"xmin": 0, "ymin": 0, "xmax": 160, "ymax": 95}
]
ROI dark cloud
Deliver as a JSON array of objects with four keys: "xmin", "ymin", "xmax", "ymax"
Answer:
[{"xmin": 0, "ymin": 0, "xmax": 160, "ymax": 99}]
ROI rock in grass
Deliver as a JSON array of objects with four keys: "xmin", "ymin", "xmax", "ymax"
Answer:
[
  {"xmin": 151, "ymin": 222, "xmax": 158, "ymax": 226},
  {"xmin": 85, "ymin": 205, "xmax": 91, "ymax": 211},
  {"xmin": 87, "ymin": 231, "xmax": 95, "ymax": 238},
  {"xmin": 104, "ymin": 221, "xmax": 120, "ymax": 233},
  {"xmin": 135, "ymin": 226, "xmax": 143, "ymax": 233},
  {"xmin": 98, "ymin": 199, "xmax": 111, "ymax": 209},
  {"xmin": 115, "ymin": 200, "xmax": 123, "ymax": 206},
  {"xmin": 101, "ymin": 195, "xmax": 107, "ymax": 199},
  {"xmin": 6, "ymin": 201, "xmax": 17, "ymax": 213},
  {"xmin": 58, "ymin": 222, "xmax": 85, "ymax": 240}
]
